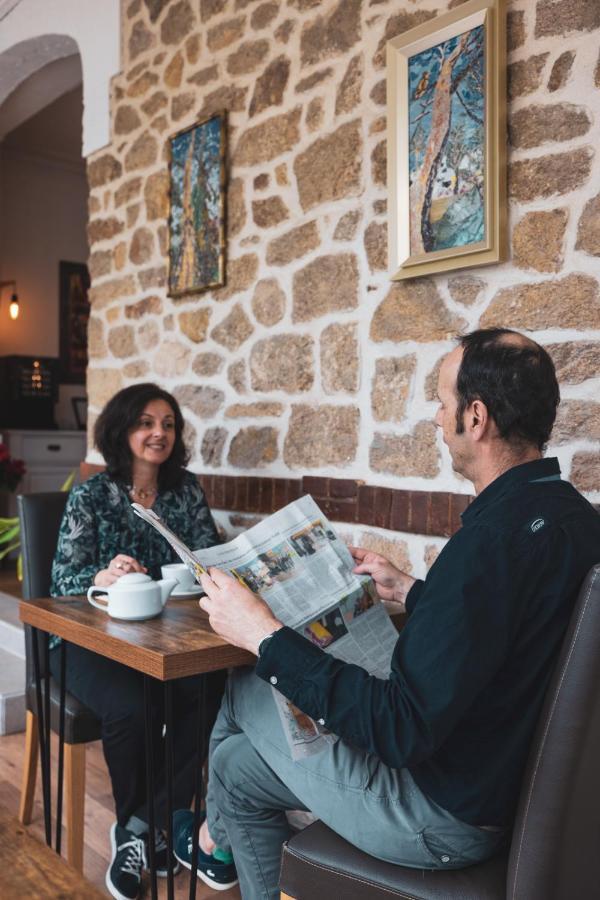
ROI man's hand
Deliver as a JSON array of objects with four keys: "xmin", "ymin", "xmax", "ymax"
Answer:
[
  {"xmin": 199, "ymin": 567, "xmax": 283, "ymax": 655},
  {"xmin": 349, "ymin": 546, "xmax": 416, "ymax": 613}
]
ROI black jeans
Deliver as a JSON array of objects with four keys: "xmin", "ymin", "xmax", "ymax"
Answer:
[{"xmin": 49, "ymin": 643, "xmax": 226, "ymax": 829}]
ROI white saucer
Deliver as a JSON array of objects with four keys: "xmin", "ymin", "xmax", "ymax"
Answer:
[{"xmin": 170, "ymin": 586, "xmax": 203, "ymax": 598}]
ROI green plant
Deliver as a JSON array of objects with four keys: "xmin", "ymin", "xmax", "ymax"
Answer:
[{"xmin": 0, "ymin": 470, "xmax": 76, "ymax": 580}]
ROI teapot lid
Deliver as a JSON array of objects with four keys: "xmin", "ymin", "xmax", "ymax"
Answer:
[{"xmin": 113, "ymin": 572, "xmax": 152, "ymax": 588}]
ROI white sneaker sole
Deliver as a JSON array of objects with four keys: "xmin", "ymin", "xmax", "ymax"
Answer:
[
  {"xmin": 175, "ymin": 851, "xmax": 239, "ymax": 891},
  {"xmin": 106, "ymin": 824, "xmax": 141, "ymax": 900}
]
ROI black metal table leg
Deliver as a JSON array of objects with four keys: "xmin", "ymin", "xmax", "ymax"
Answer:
[
  {"xmin": 56, "ymin": 640, "xmax": 67, "ymax": 854},
  {"xmin": 43, "ymin": 636, "xmax": 52, "ymax": 839},
  {"xmin": 144, "ymin": 675, "xmax": 158, "ymax": 900},
  {"xmin": 189, "ymin": 674, "xmax": 207, "ymax": 900},
  {"xmin": 31, "ymin": 627, "xmax": 51, "ymax": 846},
  {"xmin": 164, "ymin": 681, "xmax": 175, "ymax": 900}
]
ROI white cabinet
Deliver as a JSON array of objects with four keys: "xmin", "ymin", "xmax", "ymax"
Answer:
[{"xmin": 0, "ymin": 429, "xmax": 87, "ymax": 517}]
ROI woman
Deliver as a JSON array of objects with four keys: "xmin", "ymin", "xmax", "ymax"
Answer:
[{"xmin": 50, "ymin": 383, "xmax": 224, "ymax": 900}]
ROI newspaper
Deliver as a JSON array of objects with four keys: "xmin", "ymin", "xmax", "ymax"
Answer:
[{"xmin": 132, "ymin": 495, "xmax": 399, "ymax": 758}]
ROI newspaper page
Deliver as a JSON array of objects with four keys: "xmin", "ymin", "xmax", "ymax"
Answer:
[{"xmin": 132, "ymin": 495, "xmax": 399, "ymax": 758}]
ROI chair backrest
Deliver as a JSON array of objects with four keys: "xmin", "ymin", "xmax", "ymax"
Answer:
[
  {"xmin": 17, "ymin": 491, "xmax": 69, "ymax": 679},
  {"xmin": 507, "ymin": 563, "xmax": 600, "ymax": 900}
]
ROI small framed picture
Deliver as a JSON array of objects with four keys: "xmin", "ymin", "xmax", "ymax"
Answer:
[
  {"xmin": 59, "ymin": 261, "xmax": 90, "ymax": 384},
  {"xmin": 386, "ymin": 0, "xmax": 506, "ymax": 279},
  {"xmin": 71, "ymin": 396, "xmax": 87, "ymax": 431},
  {"xmin": 167, "ymin": 111, "xmax": 227, "ymax": 297}
]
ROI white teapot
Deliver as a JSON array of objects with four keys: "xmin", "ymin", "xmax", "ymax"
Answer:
[{"xmin": 87, "ymin": 572, "xmax": 177, "ymax": 621}]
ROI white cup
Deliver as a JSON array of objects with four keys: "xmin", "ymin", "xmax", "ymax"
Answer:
[{"xmin": 160, "ymin": 563, "xmax": 196, "ymax": 592}]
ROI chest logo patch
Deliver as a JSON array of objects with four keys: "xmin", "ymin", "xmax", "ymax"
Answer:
[{"xmin": 530, "ymin": 518, "xmax": 545, "ymax": 533}]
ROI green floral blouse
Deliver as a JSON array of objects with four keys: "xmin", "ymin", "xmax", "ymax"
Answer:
[{"xmin": 50, "ymin": 470, "xmax": 220, "ymax": 609}]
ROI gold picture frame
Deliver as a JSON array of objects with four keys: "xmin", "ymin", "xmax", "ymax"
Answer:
[
  {"xmin": 386, "ymin": 0, "xmax": 506, "ymax": 280},
  {"xmin": 167, "ymin": 111, "xmax": 227, "ymax": 298}
]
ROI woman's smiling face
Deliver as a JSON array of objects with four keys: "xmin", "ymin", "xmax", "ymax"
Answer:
[{"xmin": 127, "ymin": 399, "xmax": 176, "ymax": 466}]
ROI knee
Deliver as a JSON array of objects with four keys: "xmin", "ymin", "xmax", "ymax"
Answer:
[{"xmin": 209, "ymin": 733, "xmax": 257, "ymax": 815}]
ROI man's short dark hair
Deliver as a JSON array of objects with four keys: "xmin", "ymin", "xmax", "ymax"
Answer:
[
  {"xmin": 456, "ymin": 329, "xmax": 560, "ymax": 451},
  {"xmin": 94, "ymin": 383, "xmax": 189, "ymax": 490}
]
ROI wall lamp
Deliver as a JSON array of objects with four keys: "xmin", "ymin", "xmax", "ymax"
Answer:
[{"xmin": 0, "ymin": 280, "xmax": 20, "ymax": 320}]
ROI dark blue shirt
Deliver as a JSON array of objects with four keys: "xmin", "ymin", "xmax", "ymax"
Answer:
[{"xmin": 256, "ymin": 458, "xmax": 600, "ymax": 826}]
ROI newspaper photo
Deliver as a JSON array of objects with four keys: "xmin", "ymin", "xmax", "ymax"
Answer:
[{"xmin": 133, "ymin": 495, "xmax": 399, "ymax": 759}]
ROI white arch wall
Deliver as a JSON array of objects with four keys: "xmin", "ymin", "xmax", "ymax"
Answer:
[{"xmin": 0, "ymin": 0, "xmax": 121, "ymax": 156}]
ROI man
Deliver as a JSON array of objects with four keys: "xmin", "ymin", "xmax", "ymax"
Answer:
[{"xmin": 174, "ymin": 329, "xmax": 600, "ymax": 899}]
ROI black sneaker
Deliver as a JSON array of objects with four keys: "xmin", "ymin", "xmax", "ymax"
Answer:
[
  {"xmin": 106, "ymin": 823, "xmax": 146, "ymax": 900},
  {"xmin": 143, "ymin": 829, "xmax": 181, "ymax": 878},
  {"xmin": 173, "ymin": 809, "xmax": 238, "ymax": 891}
]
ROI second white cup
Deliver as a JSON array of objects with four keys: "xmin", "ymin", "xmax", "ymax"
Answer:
[{"xmin": 160, "ymin": 563, "xmax": 196, "ymax": 592}]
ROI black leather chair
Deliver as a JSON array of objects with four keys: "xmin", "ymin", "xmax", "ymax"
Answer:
[
  {"xmin": 17, "ymin": 491, "xmax": 101, "ymax": 872},
  {"xmin": 280, "ymin": 562, "xmax": 600, "ymax": 900}
]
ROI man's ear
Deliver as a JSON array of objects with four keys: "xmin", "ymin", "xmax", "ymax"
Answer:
[{"xmin": 470, "ymin": 399, "xmax": 489, "ymax": 440}]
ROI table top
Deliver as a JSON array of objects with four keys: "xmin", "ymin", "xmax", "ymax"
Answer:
[{"xmin": 19, "ymin": 595, "xmax": 254, "ymax": 681}]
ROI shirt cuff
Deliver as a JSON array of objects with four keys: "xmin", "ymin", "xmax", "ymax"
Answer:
[
  {"xmin": 405, "ymin": 578, "xmax": 424, "ymax": 616},
  {"xmin": 255, "ymin": 626, "xmax": 324, "ymax": 698}
]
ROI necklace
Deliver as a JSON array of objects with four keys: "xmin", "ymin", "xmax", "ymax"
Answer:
[{"xmin": 128, "ymin": 484, "xmax": 158, "ymax": 501}]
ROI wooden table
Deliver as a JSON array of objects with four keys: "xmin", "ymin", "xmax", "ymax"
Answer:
[{"xmin": 20, "ymin": 595, "xmax": 253, "ymax": 900}]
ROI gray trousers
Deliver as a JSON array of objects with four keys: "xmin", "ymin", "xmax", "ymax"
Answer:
[{"xmin": 206, "ymin": 668, "xmax": 507, "ymax": 900}]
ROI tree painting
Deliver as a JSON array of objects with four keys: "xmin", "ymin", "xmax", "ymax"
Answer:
[
  {"xmin": 408, "ymin": 25, "xmax": 485, "ymax": 256},
  {"xmin": 169, "ymin": 114, "xmax": 225, "ymax": 295}
]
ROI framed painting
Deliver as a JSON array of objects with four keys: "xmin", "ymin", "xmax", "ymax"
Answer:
[
  {"xmin": 168, "ymin": 111, "xmax": 227, "ymax": 297},
  {"xmin": 387, "ymin": 0, "xmax": 506, "ymax": 280},
  {"xmin": 59, "ymin": 261, "xmax": 90, "ymax": 384}
]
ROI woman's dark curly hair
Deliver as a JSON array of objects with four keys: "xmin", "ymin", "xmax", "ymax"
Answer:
[
  {"xmin": 456, "ymin": 329, "xmax": 560, "ymax": 451},
  {"xmin": 94, "ymin": 383, "xmax": 189, "ymax": 491}
]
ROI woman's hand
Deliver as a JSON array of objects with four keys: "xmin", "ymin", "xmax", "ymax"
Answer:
[
  {"xmin": 199, "ymin": 567, "xmax": 282, "ymax": 655},
  {"xmin": 349, "ymin": 546, "xmax": 416, "ymax": 613},
  {"xmin": 94, "ymin": 554, "xmax": 147, "ymax": 587}
]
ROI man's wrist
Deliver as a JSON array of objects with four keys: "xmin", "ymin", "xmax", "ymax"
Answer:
[{"xmin": 253, "ymin": 621, "xmax": 284, "ymax": 656}]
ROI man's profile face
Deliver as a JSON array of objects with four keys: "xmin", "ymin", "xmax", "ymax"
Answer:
[{"xmin": 434, "ymin": 347, "xmax": 470, "ymax": 476}]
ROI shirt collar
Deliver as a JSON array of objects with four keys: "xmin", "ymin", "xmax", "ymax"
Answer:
[{"xmin": 461, "ymin": 457, "xmax": 561, "ymax": 523}]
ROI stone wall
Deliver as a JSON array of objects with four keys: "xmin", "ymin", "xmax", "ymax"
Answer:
[{"xmin": 85, "ymin": 0, "xmax": 600, "ymax": 576}]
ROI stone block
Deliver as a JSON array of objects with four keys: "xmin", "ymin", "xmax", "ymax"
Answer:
[
  {"xmin": 108, "ymin": 325, "xmax": 137, "ymax": 358},
  {"xmin": 227, "ymin": 39, "xmax": 269, "ymax": 75},
  {"xmin": 546, "ymin": 341, "xmax": 600, "ymax": 384},
  {"xmin": 251, "ymin": 279, "xmax": 286, "ymax": 325},
  {"xmin": 115, "ymin": 105, "xmax": 141, "ymax": 135},
  {"xmin": 251, "ymin": 3, "xmax": 278, "ymax": 29},
  {"xmin": 198, "ymin": 85, "xmax": 248, "ymax": 118},
  {"xmin": 266, "ymin": 221, "xmax": 319, "ymax": 266},
  {"xmin": 139, "ymin": 265, "xmax": 167, "ymax": 290},
  {"xmin": 305, "ymin": 97, "xmax": 324, "ymax": 131},
  {"xmin": 88, "ymin": 154, "xmax": 122, "ymax": 188},
  {"xmin": 371, "ymin": 139, "xmax": 386, "ymax": 186},
  {"xmin": 447, "ymin": 274, "xmax": 485, "ymax": 306},
  {"xmin": 88, "ymin": 316, "xmax": 106, "ymax": 358},
  {"xmin": 153, "ymin": 340, "xmax": 191, "ymax": 376},
  {"xmin": 228, "ymin": 360, "xmax": 247, "ymax": 393},
  {"xmin": 207, "ymin": 16, "xmax": 246, "ymax": 52},
  {"xmin": 535, "ymin": 0, "xmax": 600, "ymax": 37},
  {"xmin": 192, "ymin": 352, "xmax": 224, "ymax": 376},
  {"xmin": 333, "ymin": 209, "xmax": 361, "ymax": 241},
  {"xmin": 127, "ymin": 71, "xmax": 159, "ymax": 98},
  {"xmin": 89, "ymin": 275, "xmax": 136, "ymax": 309},
  {"xmin": 293, "ymin": 253, "xmax": 359, "ymax": 322},
  {"xmin": 89, "ymin": 250, "xmax": 112, "ymax": 280},
  {"xmin": 228, "ymin": 426, "xmax": 278, "ymax": 468},
  {"xmin": 164, "ymin": 50, "xmax": 184, "ymax": 88},
  {"xmin": 507, "ymin": 10, "xmax": 525, "ymax": 51},
  {"xmin": 88, "ymin": 215, "xmax": 124, "ymax": 244},
  {"xmin": 294, "ymin": 120, "xmax": 362, "ymax": 212},
  {"xmin": 124, "ymin": 132, "xmax": 158, "ymax": 171},
  {"xmin": 548, "ymin": 50, "xmax": 575, "ymax": 92},
  {"xmin": 201, "ymin": 427, "xmax": 227, "ymax": 467},
  {"xmin": 300, "ymin": 0, "xmax": 361, "ymax": 67},
  {"xmin": 144, "ymin": 171, "xmax": 170, "ymax": 221},
  {"xmin": 508, "ymin": 54, "xmax": 548, "ymax": 100},
  {"xmin": 373, "ymin": 10, "xmax": 437, "ymax": 69},
  {"xmin": 335, "ymin": 54, "xmax": 363, "ymax": 115},
  {"xmin": 138, "ymin": 320, "xmax": 160, "ymax": 350},
  {"xmin": 178, "ymin": 308, "xmax": 212, "ymax": 342},
  {"xmin": 173, "ymin": 384, "xmax": 224, "ymax": 418},
  {"xmin": 129, "ymin": 227, "xmax": 155, "ymax": 265},
  {"xmin": 284, "ymin": 405, "xmax": 359, "ymax": 468},
  {"xmin": 481, "ymin": 274, "xmax": 600, "ymax": 330},
  {"xmin": 211, "ymin": 304, "xmax": 254, "ymax": 351},
  {"xmin": 249, "ymin": 55, "xmax": 291, "ymax": 116},
  {"xmin": 370, "ymin": 422, "xmax": 440, "ymax": 478},
  {"xmin": 296, "ymin": 67, "xmax": 333, "ymax": 93},
  {"xmin": 250, "ymin": 334, "xmax": 314, "ymax": 392},
  {"xmin": 225, "ymin": 402, "xmax": 284, "ymax": 418},
  {"xmin": 115, "ymin": 177, "xmax": 142, "ymax": 207},
  {"xmin": 371, "ymin": 355, "xmax": 416, "ymax": 422},
  {"xmin": 228, "ymin": 177, "xmax": 247, "ymax": 237},
  {"xmin": 188, "ymin": 65, "xmax": 219, "ymax": 87},
  {"xmin": 125, "ymin": 295, "xmax": 162, "ymax": 318},
  {"xmin": 513, "ymin": 208, "xmax": 568, "ymax": 272},
  {"xmin": 371, "ymin": 279, "xmax": 465, "ymax": 342},
  {"xmin": 364, "ymin": 221, "xmax": 387, "ymax": 272},
  {"xmin": 161, "ymin": 0, "xmax": 195, "ymax": 44},
  {"xmin": 129, "ymin": 21, "xmax": 155, "ymax": 60},
  {"xmin": 570, "ymin": 452, "xmax": 600, "ymax": 493},
  {"xmin": 551, "ymin": 400, "xmax": 600, "ymax": 444},
  {"xmin": 252, "ymin": 196, "xmax": 289, "ymax": 229},
  {"xmin": 200, "ymin": 0, "xmax": 227, "ymax": 22},
  {"xmin": 509, "ymin": 103, "xmax": 590, "ymax": 149},
  {"xmin": 213, "ymin": 254, "xmax": 259, "ymax": 301},
  {"xmin": 234, "ymin": 107, "xmax": 301, "ymax": 166},
  {"xmin": 87, "ymin": 368, "xmax": 123, "ymax": 408},
  {"xmin": 509, "ymin": 147, "xmax": 593, "ymax": 202},
  {"xmin": 576, "ymin": 192, "xmax": 600, "ymax": 256},
  {"xmin": 320, "ymin": 323, "xmax": 359, "ymax": 394}
]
